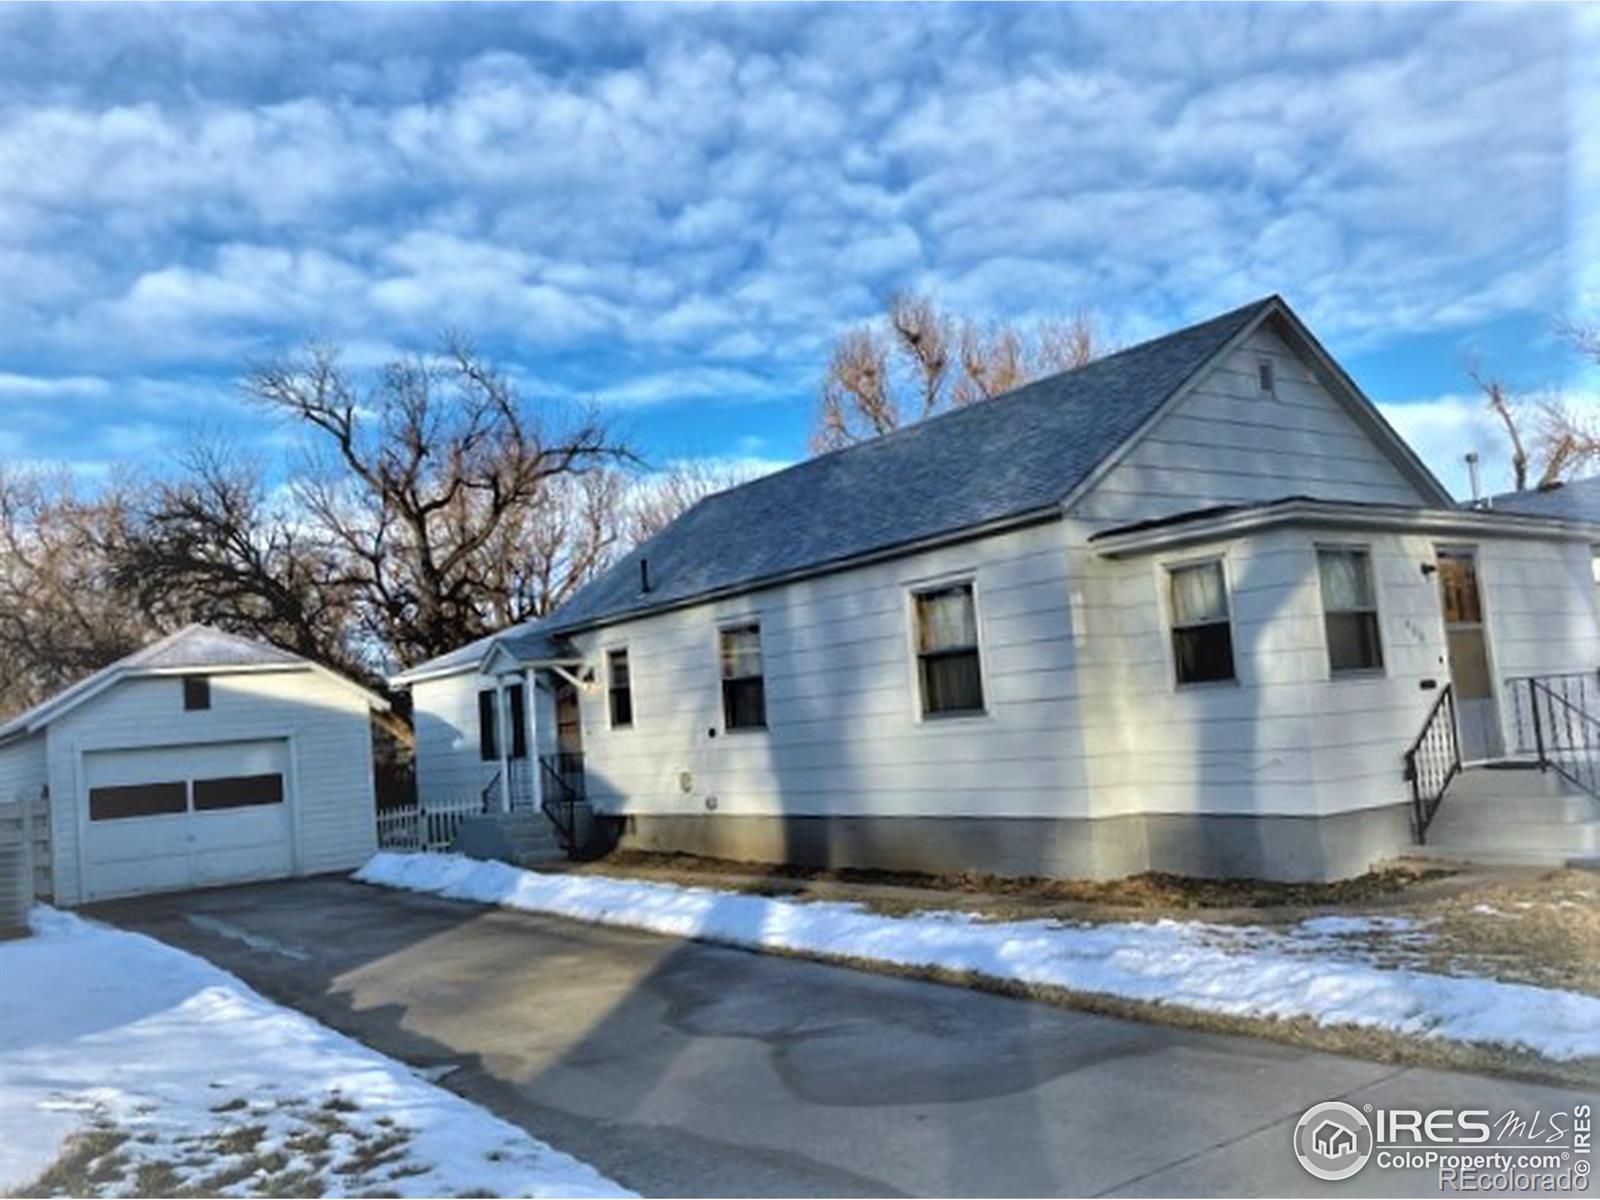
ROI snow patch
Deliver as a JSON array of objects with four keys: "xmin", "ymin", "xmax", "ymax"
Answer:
[
  {"xmin": 356, "ymin": 852, "xmax": 1600, "ymax": 1063},
  {"xmin": 0, "ymin": 906, "xmax": 631, "ymax": 1197}
]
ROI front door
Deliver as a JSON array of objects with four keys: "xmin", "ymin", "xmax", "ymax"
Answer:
[{"xmin": 1436, "ymin": 548, "xmax": 1503, "ymax": 761}]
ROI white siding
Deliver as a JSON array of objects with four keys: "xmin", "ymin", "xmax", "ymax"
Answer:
[
  {"xmin": 412, "ymin": 670, "xmax": 558, "ymax": 809},
  {"xmin": 0, "ymin": 732, "xmax": 47, "ymax": 807},
  {"xmin": 1074, "ymin": 327, "xmax": 1432, "ymax": 525},
  {"xmin": 413, "ymin": 672, "xmax": 501, "ymax": 807},
  {"xmin": 570, "ymin": 520, "xmax": 1094, "ymax": 821},
  {"xmin": 44, "ymin": 668, "xmax": 376, "ymax": 905}
]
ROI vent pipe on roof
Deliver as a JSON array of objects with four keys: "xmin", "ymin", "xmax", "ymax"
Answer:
[
  {"xmin": 1465, "ymin": 451, "xmax": 1482, "ymax": 506},
  {"xmin": 640, "ymin": 557, "xmax": 652, "ymax": 594}
]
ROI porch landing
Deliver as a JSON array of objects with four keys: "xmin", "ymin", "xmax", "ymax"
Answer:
[{"xmin": 1413, "ymin": 763, "xmax": 1600, "ymax": 869}]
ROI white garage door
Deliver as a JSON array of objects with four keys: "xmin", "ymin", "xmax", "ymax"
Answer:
[{"xmin": 82, "ymin": 740, "xmax": 293, "ymax": 901}]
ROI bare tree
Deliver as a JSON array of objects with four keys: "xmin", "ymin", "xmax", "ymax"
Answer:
[
  {"xmin": 1472, "ymin": 367, "xmax": 1532, "ymax": 492},
  {"xmin": 1474, "ymin": 317, "xmax": 1600, "ymax": 492},
  {"xmin": 625, "ymin": 460, "xmax": 761, "ymax": 544},
  {"xmin": 246, "ymin": 337, "xmax": 633, "ymax": 669},
  {"xmin": 494, "ymin": 469, "xmax": 630, "ymax": 622},
  {"xmin": 0, "ymin": 468, "xmax": 157, "ymax": 718},
  {"xmin": 117, "ymin": 443, "xmax": 365, "ymax": 678},
  {"xmin": 814, "ymin": 293, "xmax": 1103, "ymax": 451}
]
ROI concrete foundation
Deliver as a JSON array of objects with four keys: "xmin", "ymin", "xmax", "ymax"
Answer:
[{"xmin": 614, "ymin": 804, "xmax": 1416, "ymax": 883}]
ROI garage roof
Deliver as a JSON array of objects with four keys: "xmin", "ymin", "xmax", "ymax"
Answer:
[{"xmin": 0, "ymin": 624, "xmax": 388, "ymax": 743}]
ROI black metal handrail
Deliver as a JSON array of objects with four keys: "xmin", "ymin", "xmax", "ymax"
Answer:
[
  {"xmin": 1507, "ymin": 675, "xmax": 1600, "ymax": 801},
  {"xmin": 478, "ymin": 770, "xmax": 501, "ymax": 814},
  {"xmin": 539, "ymin": 752, "xmax": 585, "ymax": 853},
  {"xmin": 1403, "ymin": 683, "xmax": 1460, "ymax": 842}
]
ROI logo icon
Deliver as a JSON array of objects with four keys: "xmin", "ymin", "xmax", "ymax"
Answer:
[{"xmin": 1294, "ymin": 1101, "xmax": 1374, "ymax": 1180}]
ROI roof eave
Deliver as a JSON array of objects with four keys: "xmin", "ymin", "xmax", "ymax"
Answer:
[
  {"xmin": 1091, "ymin": 499, "xmax": 1600, "ymax": 559},
  {"xmin": 551, "ymin": 502, "xmax": 1067, "ymax": 636}
]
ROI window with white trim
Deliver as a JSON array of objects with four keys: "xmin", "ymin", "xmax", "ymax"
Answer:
[
  {"xmin": 607, "ymin": 648, "xmax": 633, "ymax": 729},
  {"xmin": 1168, "ymin": 559, "xmax": 1235, "ymax": 684},
  {"xmin": 1318, "ymin": 547, "xmax": 1383, "ymax": 674},
  {"xmin": 913, "ymin": 581, "xmax": 985, "ymax": 716},
  {"xmin": 719, "ymin": 623, "xmax": 766, "ymax": 730}
]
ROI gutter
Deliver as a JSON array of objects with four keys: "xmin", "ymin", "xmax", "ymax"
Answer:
[{"xmin": 1090, "ymin": 499, "xmax": 1600, "ymax": 559}]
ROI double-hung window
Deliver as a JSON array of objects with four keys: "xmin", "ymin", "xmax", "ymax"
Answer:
[
  {"xmin": 1318, "ymin": 547, "xmax": 1383, "ymax": 674},
  {"xmin": 719, "ymin": 623, "xmax": 766, "ymax": 730},
  {"xmin": 1168, "ymin": 560, "xmax": 1235, "ymax": 684},
  {"xmin": 607, "ymin": 648, "xmax": 633, "ymax": 729},
  {"xmin": 913, "ymin": 581, "xmax": 985, "ymax": 716}
]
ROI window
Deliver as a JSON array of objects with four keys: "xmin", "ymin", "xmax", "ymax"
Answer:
[
  {"xmin": 1168, "ymin": 560, "xmax": 1235, "ymax": 684},
  {"xmin": 1590, "ymin": 548, "xmax": 1599, "ymax": 618},
  {"xmin": 1318, "ymin": 548, "xmax": 1384, "ymax": 674},
  {"xmin": 193, "ymin": 773, "xmax": 284, "ymax": 811},
  {"xmin": 507, "ymin": 683, "xmax": 528, "ymax": 759},
  {"xmin": 183, "ymin": 676, "xmax": 211, "ymax": 711},
  {"xmin": 1257, "ymin": 359, "xmax": 1276, "ymax": 396},
  {"xmin": 607, "ymin": 649, "xmax": 633, "ymax": 728},
  {"xmin": 914, "ymin": 582, "xmax": 985, "ymax": 716},
  {"xmin": 720, "ymin": 624, "xmax": 766, "ymax": 729},
  {"xmin": 477, "ymin": 689, "xmax": 498, "ymax": 761},
  {"xmin": 89, "ymin": 781, "xmax": 186, "ymax": 821}
]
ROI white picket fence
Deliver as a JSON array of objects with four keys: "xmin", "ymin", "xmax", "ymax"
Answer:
[
  {"xmin": 376, "ymin": 795, "xmax": 484, "ymax": 853},
  {"xmin": 0, "ymin": 791, "xmax": 50, "ymax": 935}
]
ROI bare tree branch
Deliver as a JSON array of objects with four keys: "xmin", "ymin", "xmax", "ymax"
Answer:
[{"xmin": 813, "ymin": 293, "xmax": 1106, "ymax": 451}]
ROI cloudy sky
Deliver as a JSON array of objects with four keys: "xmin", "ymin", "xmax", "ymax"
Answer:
[{"xmin": 1, "ymin": 2, "xmax": 1595, "ymax": 498}]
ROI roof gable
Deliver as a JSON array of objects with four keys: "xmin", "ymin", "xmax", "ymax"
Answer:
[
  {"xmin": 0, "ymin": 625, "xmax": 385, "ymax": 741},
  {"xmin": 548, "ymin": 297, "xmax": 1277, "ymax": 632},
  {"xmin": 1065, "ymin": 305, "xmax": 1454, "ymax": 522}
]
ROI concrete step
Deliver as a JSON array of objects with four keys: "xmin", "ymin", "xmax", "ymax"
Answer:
[
  {"xmin": 1414, "ymin": 762, "xmax": 1600, "ymax": 868},
  {"xmin": 1448, "ymin": 763, "xmax": 1590, "ymax": 801},
  {"xmin": 1409, "ymin": 843, "xmax": 1599, "ymax": 869},
  {"xmin": 1421, "ymin": 820, "xmax": 1600, "ymax": 854},
  {"xmin": 454, "ymin": 813, "xmax": 567, "ymax": 866}
]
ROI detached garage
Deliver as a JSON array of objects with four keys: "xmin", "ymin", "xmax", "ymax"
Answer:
[{"xmin": 0, "ymin": 625, "xmax": 386, "ymax": 905}]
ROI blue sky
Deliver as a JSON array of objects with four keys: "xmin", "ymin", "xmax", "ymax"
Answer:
[{"xmin": 0, "ymin": 2, "xmax": 1595, "ymax": 499}]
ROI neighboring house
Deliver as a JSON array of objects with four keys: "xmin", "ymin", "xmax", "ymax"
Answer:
[
  {"xmin": 395, "ymin": 296, "xmax": 1600, "ymax": 882},
  {"xmin": 0, "ymin": 625, "xmax": 386, "ymax": 904},
  {"xmin": 1481, "ymin": 474, "xmax": 1600, "ymax": 523}
]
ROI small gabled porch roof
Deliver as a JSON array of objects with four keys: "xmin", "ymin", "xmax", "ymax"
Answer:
[
  {"xmin": 387, "ymin": 618, "xmax": 584, "ymax": 688},
  {"xmin": 1088, "ymin": 496, "xmax": 1600, "ymax": 559}
]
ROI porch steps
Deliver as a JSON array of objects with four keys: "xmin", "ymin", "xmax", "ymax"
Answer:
[
  {"xmin": 453, "ymin": 812, "xmax": 567, "ymax": 868},
  {"xmin": 1413, "ymin": 763, "xmax": 1600, "ymax": 867}
]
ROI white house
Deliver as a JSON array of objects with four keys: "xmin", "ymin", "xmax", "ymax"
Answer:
[
  {"xmin": 395, "ymin": 296, "xmax": 1600, "ymax": 882},
  {"xmin": 0, "ymin": 625, "xmax": 386, "ymax": 904}
]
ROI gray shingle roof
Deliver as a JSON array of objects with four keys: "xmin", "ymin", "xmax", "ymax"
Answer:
[
  {"xmin": 389, "ymin": 617, "xmax": 577, "ymax": 684},
  {"xmin": 132, "ymin": 625, "xmax": 303, "ymax": 670},
  {"xmin": 1481, "ymin": 476, "xmax": 1600, "ymax": 522},
  {"xmin": 549, "ymin": 296, "xmax": 1276, "ymax": 632}
]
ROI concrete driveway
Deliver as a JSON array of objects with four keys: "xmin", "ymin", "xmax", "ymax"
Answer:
[{"xmin": 93, "ymin": 877, "xmax": 1588, "ymax": 1197}]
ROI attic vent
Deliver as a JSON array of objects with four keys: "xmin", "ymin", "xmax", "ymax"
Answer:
[
  {"xmin": 1257, "ymin": 359, "xmax": 1276, "ymax": 396},
  {"xmin": 640, "ymin": 557, "xmax": 652, "ymax": 594}
]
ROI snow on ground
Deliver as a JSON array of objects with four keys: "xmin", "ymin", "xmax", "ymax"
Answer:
[
  {"xmin": 0, "ymin": 907, "xmax": 631, "ymax": 1198},
  {"xmin": 357, "ymin": 852, "xmax": 1600, "ymax": 1063}
]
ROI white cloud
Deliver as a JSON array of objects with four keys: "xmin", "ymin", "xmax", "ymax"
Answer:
[
  {"xmin": 0, "ymin": 372, "xmax": 109, "ymax": 398},
  {"xmin": 0, "ymin": 3, "xmax": 1588, "ymax": 450}
]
